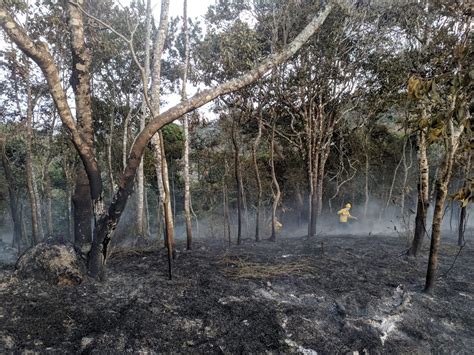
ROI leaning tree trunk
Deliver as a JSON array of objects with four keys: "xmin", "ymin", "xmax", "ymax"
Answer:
[
  {"xmin": 424, "ymin": 120, "xmax": 464, "ymax": 293},
  {"xmin": 408, "ymin": 128, "xmax": 429, "ymax": 257},
  {"xmin": 252, "ymin": 113, "xmax": 263, "ymax": 241}
]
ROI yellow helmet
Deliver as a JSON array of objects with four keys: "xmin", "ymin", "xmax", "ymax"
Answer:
[{"xmin": 345, "ymin": 203, "xmax": 351, "ymax": 208}]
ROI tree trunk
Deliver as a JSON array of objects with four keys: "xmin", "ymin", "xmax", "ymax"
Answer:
[
  {"xmin": 223, "ymin": 159, "xmax": 232, "ymax": 246},
  {"xmin": 364, "ymin": 145, "xmax": 370, "ymax": 219},
  {"xmin": 73, "ymin": 167, "xmax": 92, "ymax": 250},
  {"xmin": 408, "ymin": 129, "xmax": 429, "ymax": 257},
  {"xmin": 25, "ymin": 75, "xmax": 41, "ymax": 244},
  {"xmin": 458, "ymin": 205, "xmax": 467, "ymax": 246},
  {"xmin": 107, "ymin": 112, "xmax": 115, "ymax": 202},
  {"xmin": 270, "ymin": 123, "xmax": 281, "ymax": 241},
  {"xmin": 252, "ymin": 113, "xmax": 263, "ymax": 241},
  {"xmin": 181, "ymin": 0, "xmax": 193, "ymax": 250},
  {"xmin": 43, "ymin": 168, "xmax": 53, "ymax": 238},
  {"xmin": 458, "ymin": 153, "xmax": 471, "ymax": 246},
  {"xmin": 160, "ymin": 133, "xmax": 175, "ymax": 260},
  {"xmin": 1, "ymin": 136, "xmax": 23, "ymax": 248},
  {"xmin": 136, "ymin": 0, "xmax": 152, "ymax": 239},
  {"xmin": 295, "ymin": 183, "xmax": 304, "ymax": 226},
  {"xmin": 67, "ymin": 0, "xmax": 99, "ymax": 255},
  {"xmin": 308, "ymin": 153, "xmax": 319, "ymax": 238},
  {"xmin": 122, "ymin": 107, "xmax": 131, "ymax": 171},
  {"xmin": 381, "ymin": 138, "xmax": 406, "ymax": 219},
  {"xmin": 424, "ymin": 119, "xmax": 464, "ymax": 293},
  {"xmin": 231, "ymin": 118, "xmax": 244, "ymax": 245}
]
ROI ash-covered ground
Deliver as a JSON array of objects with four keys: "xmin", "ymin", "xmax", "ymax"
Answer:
[{"xmin": 0, "ymin": 231, "xmax": 472, "ymax": 354}]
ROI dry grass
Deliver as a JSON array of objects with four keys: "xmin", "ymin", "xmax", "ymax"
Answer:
[{"xmin": 218, "ymin": 254, "xmax": 316, "ymax": 279}]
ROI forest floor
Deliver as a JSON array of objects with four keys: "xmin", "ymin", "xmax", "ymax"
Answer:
[{"xmin": 0, "ymin": 230, "xmax": 473, "ymax": 354}]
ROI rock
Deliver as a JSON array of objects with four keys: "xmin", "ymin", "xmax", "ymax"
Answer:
[
  {"xmin": 15, "ymin": 242, "xmax": 86, "ymax": 285},
  {"xmin": 0, "ymin": 334, "xmax": 14, "ymax": 349},
  {"xmin": 80, "ymin": 337, "xmax": 94, "ymax": 349}
]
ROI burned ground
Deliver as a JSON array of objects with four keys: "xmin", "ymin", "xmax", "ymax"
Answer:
[{"xmin": 0, "ymin": 232, "xmax": 473, "ymax": 354}]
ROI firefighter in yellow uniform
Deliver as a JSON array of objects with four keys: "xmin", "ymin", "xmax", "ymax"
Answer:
[{"xmin": 337, "ymin": 203, "xmax": 357, "ymax": 229}]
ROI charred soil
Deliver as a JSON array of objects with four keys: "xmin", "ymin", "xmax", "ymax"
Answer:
[{"xmin": 0, "ymin": 232, "xmax": 473, "ymax": 354}]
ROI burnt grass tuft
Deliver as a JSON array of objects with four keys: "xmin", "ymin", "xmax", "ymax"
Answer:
[{"xmin": 0, "ymin": 233, "xmax": 473, "ymax": 353}]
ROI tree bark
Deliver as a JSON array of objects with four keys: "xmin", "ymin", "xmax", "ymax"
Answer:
[
  {"xmin": 73, "ymin": 167, "xmax": 92, "ymax": 250},
  {"xmin": 408, "ymin": 128, "xmax": 429, "ymax": 257},
  {"xmin": 231, "ymin": 117, "xmax": 244, "ymax": 245},
  {"xmin": 458, "ymin": 154, "xmax": 471, "ymax": 246},
  {"xmin": 67, "ymin": 0, "xmax": 98, "ymax": 252},
  {"xmin": 424, "ymin": 119, "xmax": 464, "ymax": 293},
  {"xmin": 1, "ymin": 135, "xmax": 23, "ymax": 248},
  {"xmin": 270, "ymin": 123, "xmax": 281, "ymax": 241},
  {"xmin": 181, "ymin": 0, "xmax": 193, "ymax": 250},
  {"xmin": 136, "ymin": 0, "xmax": 152, "ymax": 239},
  {"xmin": 107, "ymin": 111, "xmax": 115, "ymax": 202},
  {"xmin": 252, "ymin": 113, "xmax": 263, "ymax": 241},
  {"xmin": 223, "ymin": 159, "xmax": 232, "ymax": 246},
  {"xmin": 25, "ymin": 73, "xmax": 41, "ymax": 244},
  {"xmin": 363, "ymin": 131, "xmax": 370, "ymax": 219},
  {"xmin": 148, "ymin": 0, "xmax": 174, "ymax": 271}
]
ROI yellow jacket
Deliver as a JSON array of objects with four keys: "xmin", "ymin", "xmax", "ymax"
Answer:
[{"xmin": 337, "ymin": 207, "xmax": 353, "ymax": 223}]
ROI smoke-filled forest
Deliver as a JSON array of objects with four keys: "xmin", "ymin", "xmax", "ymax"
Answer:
[{"xmin": 0, "ymin": 0, "xmax": 473, "ymax": 353}]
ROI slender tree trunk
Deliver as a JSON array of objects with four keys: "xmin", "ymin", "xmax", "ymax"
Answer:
[
  {"xmin": 458, "ymin": 154, "xmax": 471, "ymax": 246},
  {"xmin": 181, "ymin": 0, "xmax": 193, "ymax": 249},
  {"xmin": 1, "ymin": 136, "xmax": 23, "ymax": 248},
  {"xmin": 252, "ymin": 113, "xmax": 263, "ymax": 241},
  {"xmin": 424, "ymin": 119, "xmax": 464, "ymax": 293},
  {"xmin": 295, "ymin": 183, "xmax": 304, "ymax": 226},
  {"xmin": 316, "ymin": 154, "xmax": 325, "ymax": 217},
  {"xmin": 270, "ymin": 123, "xmax": 281, "ymax": 241},
  {"xmin": 401, "ymin": 138, "xmax": 413, "ymax": 217},
  {"xmin": 231, "ymin": 118, "xmax": 243, "ymax": 245},
  {"xmin": 43, "ymin": 169, "xmax": 53, "ymax": 238},
  {"xmin": 309, "ymin": 152, "xmax": 319, "ymax": 238},
  {"xmin": 107, "ymin": 112, "xmax": 115, "ymax": 202},
  {"xmin": 364, "ymin": 145, "xmax": 370, "ymax": 219},
  {"xmin": 223, "ymin": 159, "xmax": 232, "ymax": 246},
  {"xmin": 136, "ymin": 0, "xmax": 152, "ymax": 239},
  {"xmin": 25, "ymin": 75, "xmax": 41, "ymax": 244},
  {"xmin": 409, "ymin": 129, "xmax": 429, "ymax": 257},
  {"xmin": 160, "ymin": 133, "xmax": 175, "ymax": 260},
  {"xmin": 381, "ymin": 138, "xmax": 406, "ymax": 219},
  {"xmin": 42, "ymin": 113, "xmax": 56, "ymax": 238},
  {"xmin": 122, "ymin": 108, "xmax": 131, "ymax": 171},
  {"xmin": 458, "ymin": 206, "xmax": 467, "ymax": 246}
]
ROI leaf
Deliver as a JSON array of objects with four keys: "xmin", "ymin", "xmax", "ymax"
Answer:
[{"xmin": 407, "ymin": 76, "xmax": 422, "ymax": 100}]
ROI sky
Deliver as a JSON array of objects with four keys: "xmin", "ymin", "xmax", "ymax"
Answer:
[{"xmin": 167, "ymin": 0, "xmax": 215, "ymax": 19}]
